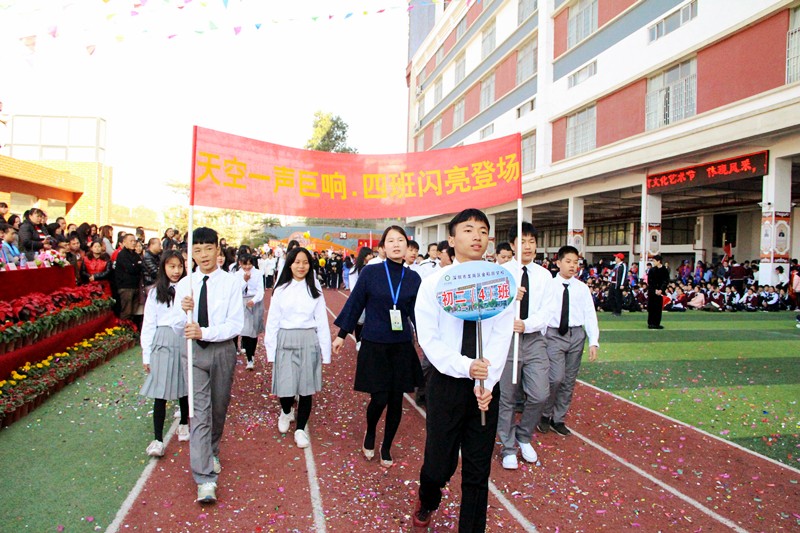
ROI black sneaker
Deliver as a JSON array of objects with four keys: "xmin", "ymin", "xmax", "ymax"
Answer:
[
  {"xmin": 412, "ymin": 500, "xmax": 435, "ymax": 527},
  {"xmin": 551, "ymin": 422, "xmax": 572, "ymax": 436},
  {"xmin": 536, "ymin": 417, "xmax": 551, "ymax": 434}
]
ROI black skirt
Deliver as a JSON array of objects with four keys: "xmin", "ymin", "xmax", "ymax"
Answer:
[{"xmin": 354, "ymin": 340, "xmax": 424, "ymax": 394}]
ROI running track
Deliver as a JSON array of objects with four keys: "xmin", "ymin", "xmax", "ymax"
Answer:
[{"xmin": 113, "ymin": 289, "xmax": 800, "ymax": 532}]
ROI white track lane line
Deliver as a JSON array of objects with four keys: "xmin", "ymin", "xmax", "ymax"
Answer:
[
  {"xmin": 578, "ymin": 380, "xmax": 800, "ymax": 474},
  {"xmin": 107, "ymin": 420, "xmax": 179, "ymax": 533},
  {"xmin": 326, "ymin": 303, "xmax": 537, "ymax": 532},
  {"xmin": 571, "ymin": 428, "xmax": 748, "ymax": 533},
  {"xmin": 304, "ymin": 442, "xmax": 327, "ymax": 533}
]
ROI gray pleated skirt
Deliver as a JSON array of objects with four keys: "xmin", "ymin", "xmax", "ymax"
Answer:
[
  {"xmin": 241, "ymin": 298, "xmax": 265, "ymax": 338},
  {"xmin": 271, "ymin": 328, "xmax": 322, "ymax": 397},
  {"xmin": 140, "ymin": 326, "xmax": 188, "ymax": 400}
]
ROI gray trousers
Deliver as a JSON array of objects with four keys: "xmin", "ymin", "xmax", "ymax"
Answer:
[
  {"xmin": 543, "ymin": 327, "xmax": 586, "ymax": 424},
  {"xmin": 182, "ymin": 340, "xmax": 237, "ymax": 484},
  {"xmin": 497, "ymin": 332, "xmax": 548, "ymax": 457}
]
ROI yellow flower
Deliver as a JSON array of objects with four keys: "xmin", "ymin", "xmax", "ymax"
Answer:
[
  {"xmin": 9, "ymin": 380, "xmax": 16, "ymax": 385},
  {"xmin": 36, "ymin": 363, "xmax": 43, "ymax": 369}
]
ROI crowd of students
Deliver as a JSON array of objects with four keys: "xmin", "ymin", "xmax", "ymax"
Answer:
[{"xmin": 123, "ymin": 210, "xmax": 604, "ymax": 532}]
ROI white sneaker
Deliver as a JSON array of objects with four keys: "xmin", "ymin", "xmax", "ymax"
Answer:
[
  {"xmin": 212, "ymin": 456, "xmax": 221, "ymax": 474},
  {"xmin": 294, "ymin": 429, "xmax": 310, "ymax": 448},
  {"xmin": 239, "ymin": 348, "xmax": 246, "ymax": 356},
  {"xmin": 517, "ymin": 440, "xmax": 538, "ymax": 463},
  {"xmin": 502, "ymin": 454, "xmax": 518, "ymax": 470},
  {"xmin": 278, "ymin": 409, "xmax": 294, "ymax": 433},
  {"xmin": 246, "ymin": 360, "xmax": 254, "ymax": 371},
  {"xmin": 177, "ymin": 424, "xmax": 190, "ymax": 442},
  {"xmin": 355, "ymin": 341, "xmax": 361, "ymax": 351},
  {"xmin": 173, "ymin": 409, "xmax": 181, "ymax": 419},
  {"xmin": 146, "ymin": 440, "xmax": 165, "ymax": 457},
  {"xmin": 197, "ymin": 482, "xmax": 217, "ymax": 503}
]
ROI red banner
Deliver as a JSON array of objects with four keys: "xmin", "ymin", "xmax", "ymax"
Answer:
[{"xmin": 191, "ymin": 127, "xmax": 521, "ymax": 218}]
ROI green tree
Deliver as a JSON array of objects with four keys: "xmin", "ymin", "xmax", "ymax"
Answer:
[{"xmin": 305, "ymin": 111, "xmax": 357, "ymax": 154}]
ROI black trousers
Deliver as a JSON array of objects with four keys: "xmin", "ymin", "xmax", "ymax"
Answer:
[
  {"xmin": 647, "ymin": 291, "xmax": 663, "ymax": 326},
  {"xmin": 611, "ymin": 287, "xmax": 624, "ymax": 315},
  {"xmin": 419, "ymin": 368, "xmax": 500, "ymax": 532}
]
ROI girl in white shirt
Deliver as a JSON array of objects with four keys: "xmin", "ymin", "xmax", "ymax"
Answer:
[
  {"xmin": 264, "ymin": 247, "xmax": 331, "ymax": 449},
  {"xmin": 236, "ymin": 254, "xmax": 265, "ymax": 370},
  {"xmin": 139, "ymin": 250, "xmax": 189, "ymax": 457}
]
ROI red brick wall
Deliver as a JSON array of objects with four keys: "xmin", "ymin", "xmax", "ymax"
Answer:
[
  {"xmin": 599, "ymin": 0, "xmax": 636, "ymax": 26},
  {"xmin": 466, "ymin": 1, "xmax": 482, "ymax": 27},
  {"xmin": 596, "ymin": 79, "xmax": 647, "ymax": 147},
  {"xmin": 464, "ymin": 84, "xmax": 481, "ymax": 122},
  {"xmin": 495, "ymin": 52, "xmax": 518, "ymax": 100},
  {"xmin": 552, "ymin": 117, "xmax": 567, "ymax": 162},
  {"xmin": 696, "ymin": 10, "xmax": 789, "ymax": 114},
  {"xmin": 441, "ymin": 106, "xmax": 454, "ymax": 138},
  {"xmin": 443, "ymin": 29, "xmax": 457, "ymax": 56},
  {"xmin": 554, "ymin": 9, "xmax": 568, "ymax": 57}
]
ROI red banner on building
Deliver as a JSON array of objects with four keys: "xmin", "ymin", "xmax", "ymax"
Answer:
[{"xmin": 191, "ymin": 127, "xmax": 521, "ymax": 218}]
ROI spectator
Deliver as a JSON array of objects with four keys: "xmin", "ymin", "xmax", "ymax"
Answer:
[
  {"xmin": 1, "ymin": 222, "xmax": 24, "ymax": 268},
  {"xmin": 65, "ymin": 233, "xmax": 84, "ymax": 284},
  {"xmin": 99, "ymin": 225, "xmax": 115, "ymax": 256},
  {"xmin": 81, "ymin": 240, "xmax": 113, "ymax": 293},
  {"xmin": 0, "ymin": 201, "xmax": 8, "ymax": 223},
  {"xmin": 115, "ymin": 233, "xmax": 143, "ymax": 322},
  {"xmin": 143, "ymin": 237, "xmax": 162, "ymax": 288},
  {"xmin": 19, "ymin": 208, "xmax": 49, "ymax": 260}
]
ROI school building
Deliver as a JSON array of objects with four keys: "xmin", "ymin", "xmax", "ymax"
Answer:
[{"xmin": 405, "ymin": 0, "xmax": 800, "ymax": 285}]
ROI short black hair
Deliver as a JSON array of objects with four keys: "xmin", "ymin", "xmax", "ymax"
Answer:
[
  {"xmin": 0, "ymin": 202, "xmax": 8, "ymax": 208},
  {"xmin": 448, "ymin": 208, "xmax": 490, "ymax": 236},
  {"xmin": 407, "ymin": 240, "xmax": 419, "ymax": 251},
  {"xmin": 193, "ymin": 227, "xmax": 219, "ymax": 246},
  {"xmin": 438, "ymin": 240, "xmax": 455, "ymax": 260},
  {"xmin": 496, "ymin": 242, "xmax": 512, "ymax": 254},
  {"xmin": 653, "ymin": 254, "xmax": 662, "ymax": 262},
  {"xmin": 508, "ymin": 221, "xmax": 538, "ymax": 243},
  {"xmin": 557, "ymin": 245, "xmax": 580, "ymax": 260},
  {"xmin": 238, "ymin": 253, "xmax": 256, "ymax": 266}
]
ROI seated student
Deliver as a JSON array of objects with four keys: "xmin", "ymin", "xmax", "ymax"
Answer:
[
  {"xmin": 777, "ymin": 288, "xmax": 791, "ymax": 311},
  {"xmin": 540, "ymin": 245, "xmax": 599, "ymax": 437},
  {"xmin": 622, "ymin": 288, "xmax": 641, "ymax": 312},
  {"xmin": 687, "ymin": 287, "xmax": 705, "ymax": 309},
  {"xmin": 761, "ymin": 286, "xmax": 781, "ymax": 311},
  {"xmin": 702, "ymin": 286, "xmax": 725, "ymax": 311},
  {"xmin": 725, "ymin": 286, "xmax": 740, "ymax": 311},
  {"xmin": 0, "ymin": 223, "xmax": 24, "ymax": 268},
  {"xmin": 739, "ymin": 287, "xmax": 759, "ymax": 311},
  {"xmin": 665, "ymin": 287, "xmax": 687, "ymax": 312}
]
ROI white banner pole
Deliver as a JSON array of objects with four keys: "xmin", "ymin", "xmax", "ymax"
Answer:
[
  {"xmin": 186, "ymin": 204, "xmax": 195, "ymax": 419},
  {"xmin": 512, "ymin": 197, "xmax": 523, "ymax": 385}
]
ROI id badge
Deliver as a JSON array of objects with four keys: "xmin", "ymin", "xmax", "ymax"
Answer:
[{"xmin": 389, "ymin": 308, "xmax": 403, "ymax": 331}]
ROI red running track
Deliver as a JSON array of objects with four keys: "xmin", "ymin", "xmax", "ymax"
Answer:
[{"xmin": 117, "ymin": 289, "xmax": 800, "ymax": 532}]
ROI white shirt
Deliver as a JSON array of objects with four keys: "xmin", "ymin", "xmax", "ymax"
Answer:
[
  {"xmin": 412, "ymin": 258, "xmax": 439, "ymax": 279},
  {"xmin": 414, "ymin": 259, "xmax": 515, "ymax": 392},
  {"xmin": 140, "ymin": 285, "xmax": 179, "ymax": 365},
  {"xmin": 367, "ymin": 256, "xmax": 385, "ymax": 265},
  {"xmin": 348, "ymin": 266, "xmax": 361, "ymax": 290},
  {"xmin": 264, "ymin": 279, "xmax": 331, "ymax": 364},
  {"xmin": 501, "ymin": 258, "xmax": 552, "ymax": 334},
  {"xmin": 263, "ymin": 256, "xmax": 277, "ymax": 276},
  {"xmin": 543, "ymin": 274, "xmax": 600, "ymax": 347},
  {"xmin": 237, "ymin": 267, "xmax": 264, "ymax": 304},
  {"xmin": 170, "ymin": 267, "xmax": 244, "ymax": 343}
]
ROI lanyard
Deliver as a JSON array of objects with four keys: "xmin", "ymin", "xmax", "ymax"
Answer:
[{"xmin": 384, "ymin": 260, "xmax": 405, "ymax": 309}]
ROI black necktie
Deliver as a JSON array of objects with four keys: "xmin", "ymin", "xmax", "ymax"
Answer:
[
  {"xmin": 462, "ymin": 320, "xmax": 477, "ymax": 359},
  {"xmin": 197, "ymin": 275, "xmax": 209, "ymax": 348},
  {"xmin": 558, "ymin": 283, "xmax": 570, "ymax": 336},
  {"xmin": 520, "ymin": 266, "xmax": 529, "ymax": 320}
]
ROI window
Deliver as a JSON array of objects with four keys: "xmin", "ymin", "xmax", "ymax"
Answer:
[
  {"xmin": 455, "ymin": 54, "xmax": 466, "ymax": 84},
  {"xmin": 567, "ymin": 0, "xmax": 597, "ymax": 49},
  {"xmin": 453, "ymin": 99, "xmax": 466, "ymax": 129},
  {"xmin": 436, "ymin": 46, "xmax": 445, "ymax": 66},
  {"xmin": 434, "ymin": 77, "xmax": 443, "ymax": 105},
  {"xmin": 517, "ymin": 98, "xmax": 535, "ymax": 118},
  {"xmin": 432, "ymin": 118, "xmax": 443, "ymax": 144},
  {"xmin": 516, "ymin": 38, "xmax": 538, "ymax": 84},
  {"xmin": 480, "ymin": 123, "xmax": 494, "ymax": 139},
  {"xmin": 649, "ymin": 1, "xmax": 697, "ymax": 42},
  {"xmin": 518, "ymin": 0, "xmax": 537, "ymax": 25},
  {"xmin": 482, "ymin": 19, "xmax": 496, "ymax": 59},
  {"xmin": 480, "ymin": 73, "xmax": 495, "ymax": 111},
  {"xmin": 416, "ymin": 135, "xmax": 424, "ymax": 152},
  {"xmin": 645, "ymin": 58, "xmax": 696, "ymax": 130},
  {"xmin": 549, "ymin": 228, "xmax": 568, "ymax": 247},
  {"xmin": 417, "ymin": 98, "xmax": 425, "ymax": 123},
  {"xmin": 788, "ymin": 6, "xmax": 800, "ymax": 83},
  {"xmin": 565, "ymin": 105, "xmax": 596, "ymax": 157},
  {"xmin": 456, "ymin": 16, "xmax": 468, "ymax": 40},
  {"xmin": 587, "ymin": 223, "xmax": 628, "ymax": 246},
  {"xmin": 521, "ymin": 131, "xmax": 536, "ymax": 173},
  {"xmin": 661, "ymin": 217, "xmax": 694, "ymax": 245},
  {"xmin": 567, "ymin": 61, "xmax": 597, "ymax": 88}
]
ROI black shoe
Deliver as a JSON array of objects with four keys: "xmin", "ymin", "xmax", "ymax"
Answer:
[
  {"xmin": 412, "ymin": 500, "xmax": 435, "ymax": 527},
  {"xmin": 551, "ymin": 422, "xmax": 572, "ymax": 436},
  {"xmin": 655, "ymin": 325, "xmax": 664, "ymax": 329},
  {"xmin": 536, "ymin": 416, "xmax": 551, "ymax": 434}
]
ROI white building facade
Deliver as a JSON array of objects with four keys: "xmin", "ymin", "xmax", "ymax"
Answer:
[{"xmin": 406, "ymin": 0, "xmax": 800, "ymax": 285}]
